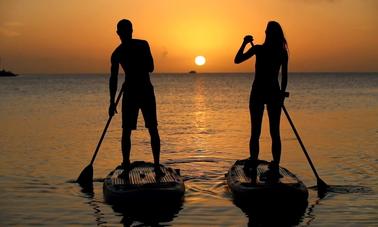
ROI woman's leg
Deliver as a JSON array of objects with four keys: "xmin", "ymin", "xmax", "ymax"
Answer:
[
  {"xmin": 267, "ymin": 101, "xmax": 282, "ymax": 165},
  {"xmin": 249, "ymin": 100, "xmax": 264, "ymax": 161}
]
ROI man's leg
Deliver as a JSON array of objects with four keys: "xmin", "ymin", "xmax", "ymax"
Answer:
[
  {"xmin": 148, "ymin": 126, "xmax": 165, "ymax": 177},
  {"xmin": 141, "ymin": 88, "xmax": 163, "ymax": 176},
  {"xmin": 148, "ymin": 126, "xmax": 160, "ymax": 167},
  {"xmin": 122, "ymin": 128, "xmax": 132, "ymax": 168}
]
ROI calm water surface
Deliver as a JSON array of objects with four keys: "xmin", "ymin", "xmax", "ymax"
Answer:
[{"xmin": 0, "ymin": 73, "xmax": 377, "ymax": 226}]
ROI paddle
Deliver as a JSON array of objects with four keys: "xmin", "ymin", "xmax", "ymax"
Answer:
[
  {"xmin": 77, "ymin": 86, "xmax": 124, "ymax": 187},
  {"xmin": 282, "ymin": 92, "xmax": 329, "ymax": 197}
]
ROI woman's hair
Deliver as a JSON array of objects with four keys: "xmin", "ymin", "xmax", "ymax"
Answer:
[{"xmin": 264, "ymin": 21, "xmax": 288, "ymax": 51}]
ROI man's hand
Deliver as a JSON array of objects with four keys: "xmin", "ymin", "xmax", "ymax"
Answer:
[{"xmin": 108, "ymin": 102, "xmax": 118, "ymax": 117}]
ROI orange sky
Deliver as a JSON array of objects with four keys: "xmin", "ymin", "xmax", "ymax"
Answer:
[{"xmin": 0, "ymin": 0, "xmax": 377, "ymax": 73}]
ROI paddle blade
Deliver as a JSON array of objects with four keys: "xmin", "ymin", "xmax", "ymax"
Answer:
[
  {"xmin": 317, "ymin": 178, "xmax": 329, "ymax": 198},
  {"xmin": 77, "ymin": 164, "xmax": 93, "ymax": 188}
]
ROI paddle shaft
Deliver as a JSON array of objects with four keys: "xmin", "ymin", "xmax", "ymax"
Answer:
[
  {"xmin": 282, "ymin": 105, "xmax": 322, "ymax": 181},
  {"xmin": 89, "ymin": 86, "xmax": 124, "ymax": 165}
]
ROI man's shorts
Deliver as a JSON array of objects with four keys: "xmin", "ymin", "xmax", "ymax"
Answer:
[{"xmin": 122, "ymin": 86, "xmax": 158, "ymax": 130}]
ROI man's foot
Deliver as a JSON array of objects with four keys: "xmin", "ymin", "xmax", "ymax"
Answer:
[
  {"xmin": 119, "ymin": 170, "xmax": 129, "ymax": 179},
  {"xmin": 119, "ymin": 162, "xmax": 130, "ymax": 180},
  {"xmin": 154, "ymin": 165, "xmax": 165, "ymax": 179}
]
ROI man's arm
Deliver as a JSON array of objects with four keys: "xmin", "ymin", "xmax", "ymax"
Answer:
[
  {"xmin": 109, "ymin": 50, "xmax": 119, "ymax": 116},
  {"xmin": 145, "ymin": 41, "xmax": 154, "ymax": 72}
]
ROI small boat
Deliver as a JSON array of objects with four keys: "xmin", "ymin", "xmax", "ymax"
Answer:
[
  {"xmin": 103, "ymin": 161, "xmax": 185, "ymax": 204},
  {"xmin": 0, "ymin": 69, "xmax": 17, "ymax": 77},
  {"xmin": 226, "ymin": 159, "xmax": 308, "ymax": 203}
]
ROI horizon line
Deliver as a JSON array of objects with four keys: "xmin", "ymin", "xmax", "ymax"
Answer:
[{"xmin": 15, "ymin": 71, "xmax": 378, "ymax": 75}]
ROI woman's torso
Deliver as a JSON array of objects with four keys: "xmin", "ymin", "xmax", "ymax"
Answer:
[{"xmin": 251, "ymin": 45, "xmax": 286, "ymax": 102}]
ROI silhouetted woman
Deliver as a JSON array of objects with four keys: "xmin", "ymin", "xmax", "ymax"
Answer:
[{"xmin": 234, "ymin": 21, "xmax": 288, "ymax": 180}]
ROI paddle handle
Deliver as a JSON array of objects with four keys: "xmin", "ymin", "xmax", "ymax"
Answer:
[
  {"xmin": 282, "ymin": 104, "xmax": 321, "ymax": 180},
  {"xmin": 90, "ymin": 85, "xmax": 124, "ymax": 165}
]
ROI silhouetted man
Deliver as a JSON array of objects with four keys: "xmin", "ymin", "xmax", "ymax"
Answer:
[{"xmin": 109, "ymin": 19, "xmax": 163, "ymax": 177}]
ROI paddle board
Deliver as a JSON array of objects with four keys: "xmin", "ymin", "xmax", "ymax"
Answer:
[
  {"xmin": 103, "ymin": 161, "xmax": 185, "ymax": 204},
  {"xmin": 226, "ymin": 159, "xmax": 308, "ymax": 203}
]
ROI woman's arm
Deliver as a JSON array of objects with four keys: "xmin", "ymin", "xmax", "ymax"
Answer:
[
  {"xmin": 234, "ymin": 35, "xmax": 255, "ymax": 64},
  {"xmin": 280, "ymin": 51, "xmax": 288, "ymax": 93}
]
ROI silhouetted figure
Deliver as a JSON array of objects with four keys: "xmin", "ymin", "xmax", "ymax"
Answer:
[
  {"xmin": 109, "ymin": 19, "xmax": 163, "ymax": 177},
  {"xmin": 234, "ymin": 21, "xmax": 288, "ymax": 181}
]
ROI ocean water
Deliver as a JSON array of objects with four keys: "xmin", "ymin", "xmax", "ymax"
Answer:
[{"xmin": 0, "ymin": 73, "xmax": 377, "ymax": 226}]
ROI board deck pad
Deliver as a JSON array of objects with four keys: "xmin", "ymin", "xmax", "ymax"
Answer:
[
  {"xmin": 227, "ymin": 159, "xmax": 309, "ymax": 203},
  {"xmin": 111, "ymin": 166, "xmax": 179, "ymax": 186},
  {"xmin": 103, "ymin": 162, "xmax": 185, "ymax": 204},
  {"xmin": 232, "ymin": 160, "xmax": 299, "ymax": 185}
]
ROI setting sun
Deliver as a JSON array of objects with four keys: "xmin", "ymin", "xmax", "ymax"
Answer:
[
  {"xmin": 195, "ymin": 56, "xmax": 206, "ymax": 66},
  {"xmin": 0, "ymin": 1, "xmax": 377, "ymax": 73}
]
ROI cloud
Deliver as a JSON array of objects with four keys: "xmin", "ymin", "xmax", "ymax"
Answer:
[
  {"xmin": 3, "ymin": 22, "xmax": 23, "ymax": 27},
  {"xmin": 161, "ymin": 46, "xmax": 168, "ymax": 58},
  {"xmin": 0, "ymin": 21, "xmax": 23, "ymax": 37},
  {"xmin": 0, "ymin": 28, "xmax": 20, "ymax": 37}
]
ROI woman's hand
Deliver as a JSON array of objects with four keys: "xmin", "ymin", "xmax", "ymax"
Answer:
[
  {"xmin": 280, "ymin": 91, "xmax": 289, "ymax": 105},
  {"xmin": 244, "ymin": 35, "xmax": 254, "ymax": 44},
  {"xmin": 234, "ymin": 35, "xmax": 255, "ymax": 64}
]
